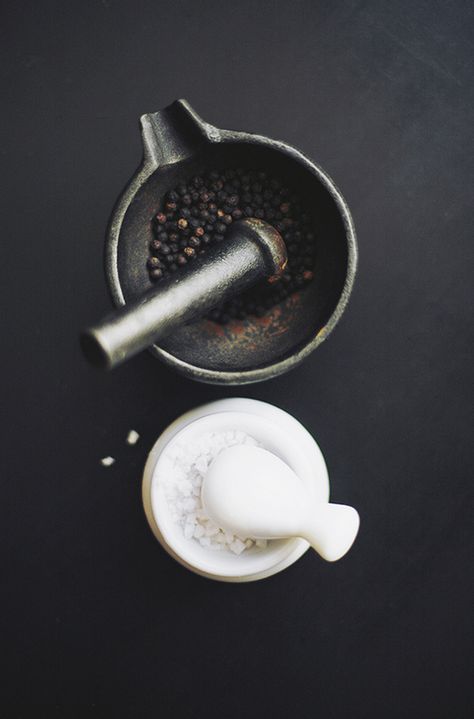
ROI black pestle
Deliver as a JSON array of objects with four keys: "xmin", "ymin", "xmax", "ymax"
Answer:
[{"xmin": 81, "ymin": 219, "xmax": 287, "ymax": 370}]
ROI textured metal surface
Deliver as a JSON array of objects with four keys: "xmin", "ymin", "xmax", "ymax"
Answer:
[
  {"xmin": 105, "ymin": 99, "xmax": 357, "ymax": 384},
  {"xmin": 82, "ymin": 220, "xmax": 286, "ymax": 369}
]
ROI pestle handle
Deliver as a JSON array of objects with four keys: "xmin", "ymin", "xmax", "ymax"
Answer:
[
  {"xmin": 302, "ymin": 504, "xmax": 360, "ymax": 562},
  {"xmin": 81, "ymin": 219, "xmax": 287, "ymax": 369}
]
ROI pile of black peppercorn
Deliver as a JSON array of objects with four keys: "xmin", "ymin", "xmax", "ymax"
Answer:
[{"xmin": 147, "ymin": 168, "xmax": 316, "ymax": 323}]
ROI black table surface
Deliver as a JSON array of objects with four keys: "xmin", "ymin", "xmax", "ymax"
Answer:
[{"xmin": 2, "ymin": 1, "xmax": 473, "ymax": 716}]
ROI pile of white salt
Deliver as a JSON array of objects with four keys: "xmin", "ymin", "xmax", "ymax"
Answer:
[{"xmin": 158, "ymin": 429, "xmax": 268, "ymax": 555}]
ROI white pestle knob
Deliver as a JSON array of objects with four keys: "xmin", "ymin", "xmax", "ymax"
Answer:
[{"xmin": 201, "ymin": 445, "xmax": 360, "ymax": 562}]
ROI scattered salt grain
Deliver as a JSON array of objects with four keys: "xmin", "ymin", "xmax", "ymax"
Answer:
[
  {"xmin": 184, "ymin": 523, "xmax": 195, "ymax": 540},
  {"xmin": 195, "ymin": 455, "xmax": 208, "ymax": 474},
  {"xmin": 100, "ymin": 456, "xmax": 115, "ymax": 467},
  {"xmin": 193, "ymin": 524, "xmax": 205, "ymax": 539},
  {"xmin": 159, "ymin": 429, "xmax": 267, "ymax": 555},
  {"xmin": 230, "ymin": 538, "xmax": 246, "ymax": 555},
  {"xmin": 126, "ymin": 429, "xmax": 140, "ymax": 445}
]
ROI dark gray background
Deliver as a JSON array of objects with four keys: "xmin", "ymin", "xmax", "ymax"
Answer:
[{"xmin": 2, "ymin": 0, "xmax": 473, "ymax": 716}]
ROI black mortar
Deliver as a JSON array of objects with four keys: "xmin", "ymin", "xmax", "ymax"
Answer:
[{"xmin": 105, "ymin": 99, "xmax": 357, "ymax": 385}]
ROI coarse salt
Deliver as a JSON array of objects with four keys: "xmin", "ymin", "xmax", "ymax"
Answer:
[
  {"xmin": 101, "ymin": 456, "xmax": 115, "ymax": 467},
  {"xmin": 159, "ymin": 429, "xmax": 269, "ymax": 555},
  {"xmin": 126, "ymin": 429, "xmax": 140, "ymax": 445}
]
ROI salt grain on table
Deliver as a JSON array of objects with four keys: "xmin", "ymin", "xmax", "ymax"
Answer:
[{"xmin": 126, "ymin": 429, "xmax": 140, "ymax": 445}]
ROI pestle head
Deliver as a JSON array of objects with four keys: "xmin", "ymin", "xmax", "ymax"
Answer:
[
  {"xmin": 201, "ymin": 445, "xmax": 307, "ymax": 539},
  {"xmin": 231, "ymin": 218, "xmax": 288, "ymax": 282}
]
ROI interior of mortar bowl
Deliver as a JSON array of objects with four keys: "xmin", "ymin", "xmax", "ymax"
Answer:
[{"xmin": 115, "ymin": 142, "xmax": 351, "ymax": 379}]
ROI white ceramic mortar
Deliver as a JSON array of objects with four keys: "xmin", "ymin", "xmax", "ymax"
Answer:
[{"xmin": 142, "ymin": 398, "xmax": 329, "ymax": 582}]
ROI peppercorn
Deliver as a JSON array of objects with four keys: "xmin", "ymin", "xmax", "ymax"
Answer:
[
  {"xmin": 177, "ymin": 218, "xmax": 188, "ymax": 229},
  {"xmin": 195, "ymin": 227, "xmax": 205, "ymax": 237},
  {"xmin": 183, "ymin": 246, "xmax": 196, "ymax": 258},
  {"xmin": 150, "ymin": 268, "xmax": 163, "ymax": 280},
  {"xmin": 156, "ymin": 212, "xmax": 167, "ymax": 224},
  {"xmin": 147, "ymin": 256, "xmax": 161, "ymax": 269}
]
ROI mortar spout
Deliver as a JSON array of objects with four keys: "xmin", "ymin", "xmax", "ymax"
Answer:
[{"xmin": 140, "ymin": 99, "xmax": 213, "ymax": 167}]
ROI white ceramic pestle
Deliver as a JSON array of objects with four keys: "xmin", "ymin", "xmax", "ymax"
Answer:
[{"xmin": 202, "ymin": 445, "xmax": 360, "ymax": 562}]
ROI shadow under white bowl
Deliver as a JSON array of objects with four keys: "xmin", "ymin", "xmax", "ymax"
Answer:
[{"xmin": 142, "ymin": 398, "xmax": 329, "ymax": 582}]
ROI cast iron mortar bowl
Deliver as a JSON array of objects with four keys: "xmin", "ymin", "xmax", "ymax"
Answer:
[{"xmin": 106, "ymin": 99, "xmax": 357, "ymax": 384}]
